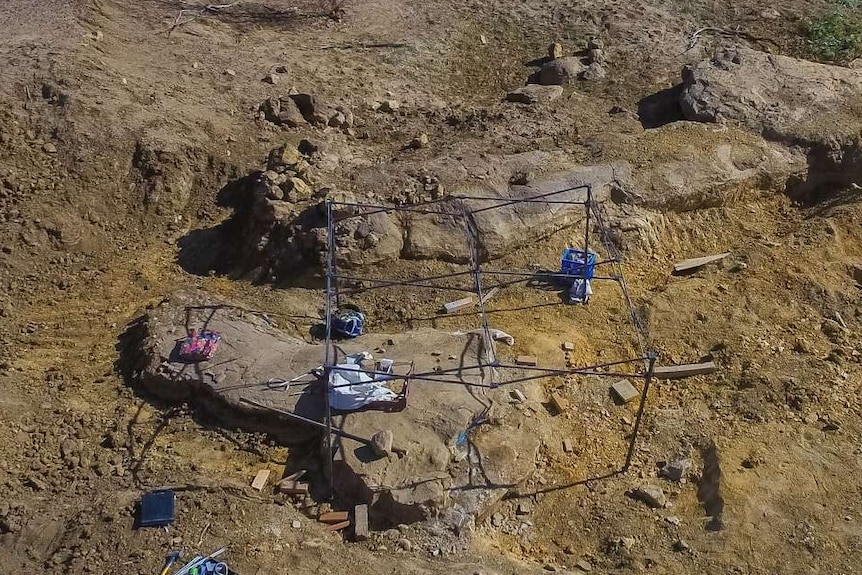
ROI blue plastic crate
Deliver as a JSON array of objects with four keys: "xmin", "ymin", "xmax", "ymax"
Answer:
[{"xmin": 560, "ymin": 249, "xmax": 597, "ymax": 279}]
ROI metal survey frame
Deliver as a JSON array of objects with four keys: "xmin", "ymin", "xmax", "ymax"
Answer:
[{"xmin": 321, "ymin": 184, "xmax": 657, "ymax": 495}]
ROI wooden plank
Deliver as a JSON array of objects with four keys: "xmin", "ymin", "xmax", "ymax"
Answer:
[
  {"xmin": 326, "ymin": 520, "xmax": 351, "ymax": 531},
  {"xmin": 319, "ymin": 511, "xmax": 349, "ymax": 524},
  {"xmin": 653, "ymin": 361, "xmax": 717, "ymax": 380},
  {"xmin": 479, "ymin": 287, "xmax": 499, "ymax": 305},
  {"xmin": 549, "ymin": 392, "xmax": 568, "ymax": 414},
  {"xmin": 610, "ymin": 379, "xmax": 639, "ymax": 404},
  {"xmin": 515, "ymin": 355, "xmax": 538, "ymax": 366},
  {"xmin": 282, "ymin": 470, "xmax": 306, "ymax": 482},
  {"xmin": 353, "ymin": 504, "xmax": 369, "ymax": 541},
  {"xmin": 673, "ymin": 252, "xmax": 730, "ymax": 273},
  {"xmin": 444, "ymin": 296, "xmax": 474, "ymax": 314},
  {"xmin": 251, "ymin": 469, "xmax": 271, "ymax": 491},
  {"xmin": 277, "ymin": 480, "xmax": 309, "ymax": 495}
]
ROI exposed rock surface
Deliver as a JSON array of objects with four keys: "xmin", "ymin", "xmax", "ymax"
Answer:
[
  {"xmin": 680, "ymin": 46, "xmax": 862, "ymax": 141},
  {"xmin": 197, "ymin": 151, "xmax": 631, "ymax": 280},
  {"xmin": 679, "ymin": 46, "xmax": 862, "ymax": 197},
  {"xmin": 537, "ymin": 57, "xmax": 585, "ymax": 85},
  {"xmin": 121, "ymin": 291, "xmax": 542, "ymax": 526},
  {"xmin": 506, "ymin": 85, "xmax": 563, "ymax": 104}
]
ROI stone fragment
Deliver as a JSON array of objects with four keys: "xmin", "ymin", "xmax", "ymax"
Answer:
[
  {"xmin": 660, "ymin": 458, "xmax": 691, "ymax": 482},
  {"xmin": 506, "ymin": 85, "xmax": 563, "ymax": 104},
  {"xmin": 631, "ymin": 485, "xmax": 667, "ymax": 508},
  {"xmin": 548, "ymin": 42, "xmax": 563, "ymax": 60},
  {"xmin": 611, "ymin": 379, "xmax": 639, "ymax": 404},
  {"xmin": 371, "ymin": 429, "xmax": 394, "ymax": 457}
]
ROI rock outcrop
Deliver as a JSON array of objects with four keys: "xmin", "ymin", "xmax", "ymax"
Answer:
[
  {"xmin": 120, "ymin": 291, "xmax": 542, "ymax": 527},
  {"xmin": 680, "ymin": 46, "xmax": 862, "ymax": 198}
]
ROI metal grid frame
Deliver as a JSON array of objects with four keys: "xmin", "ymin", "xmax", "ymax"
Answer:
[{"xmin": 322, "ymin": 184, "xmax": 657, "ymax": 494}]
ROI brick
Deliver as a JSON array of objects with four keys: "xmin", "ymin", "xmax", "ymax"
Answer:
[
  {"xmin": 562, "ymin": 439, "xmax": 574, "ymax": 453},
  {"xmin": 549, "ymin": 392, "xmax": 568, "ymax": 414},
  {"xmin": 251, "ymin": 469, "xmax": 270, "ymax": 491},
  {"xmin": 319, "ymin": 511, "xmax": 349, "ymax": 524},
  {"xmin": 353, "ymin": 504, "xmax": 369, "ymax": 541},
  {"xmin": 516, "ymin": 355, "xmax": 538, "ymax": 366},
  {"xmin": 611, "ymin": 379, "xmax": 639, "ymax": 404}
]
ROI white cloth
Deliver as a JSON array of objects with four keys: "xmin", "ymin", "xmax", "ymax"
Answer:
[
  {"xmin": 328, "ymin": 353, "xmax": 397, "ymax": 411},
  {"xmin": 452, "ymin": 328, "xmax": 515, "ymax": 346}
]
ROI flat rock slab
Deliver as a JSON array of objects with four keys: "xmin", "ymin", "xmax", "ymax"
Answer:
[
  {"xmin": 122, "ymin": 291, "xmax": 541, "ymax": 526},
  {"xmin": 122, "ymin": 290, "xmax": 325, "ymax": 445}
]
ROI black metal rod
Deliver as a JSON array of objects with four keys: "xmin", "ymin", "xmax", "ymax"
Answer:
[
  {"xmin": 461, "ymin": 206, "xmax": 497, "ymax": 381},
  {"xmin": 323, "ymin": 200, "xmax": 336, "ymax": 495},
  {"xmin": 468, "ymin": 184, "xmax": 591, "ymax": 215},
  {"xmin": 623, "ymin": 353, "xmax": 657, "ymax": 471},
  {"xmin": 240, "ymin": 398, "xmax": 374, "ymax": 447}
]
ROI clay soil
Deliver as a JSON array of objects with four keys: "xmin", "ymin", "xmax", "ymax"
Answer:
[{"xmin": 1, "ymin": 0, "xmax": 862, "ymax": 574}]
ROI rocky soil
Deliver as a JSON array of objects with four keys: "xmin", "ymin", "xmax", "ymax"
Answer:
[{"xmin": 1, "ymin": 0, "xmax": 862, "ymax": 574}]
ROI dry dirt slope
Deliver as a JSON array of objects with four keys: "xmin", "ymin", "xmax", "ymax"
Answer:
[{"xmin": 1, "ymin": 0, "xmax": 862, "ymax": 574}]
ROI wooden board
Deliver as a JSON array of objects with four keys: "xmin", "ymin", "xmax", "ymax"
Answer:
[
  {"xmin": 479, "ymin": 287, "xmax": 499, "ymax": 305},
  {"xmin": 653, "ymin": 361, "xmax": 717, "ymax": 380},
  {"xmin": 319, "ymin": 511, "xmax": 349, "ymax": 524},
  {"xmin": 611, "ymin": 379, "xmax": 639, "ymax": 404},
  {"xmin": 444, "ymin": 296, "xmax": 474, "ymax": 314},
  {"xmin": 251, "ymin": 469, "xmax": 271, "ymax": 491},
  {"xmin": 515, "ymin": 355, "xmax": 538, "ymax": 366},
  {"xmin": 277, "ymin": 480, "xmax": 309, "ymax": 495},
  {"xmin": 673, "ymin": 253, "xmax": 730, "ymax": 273},
  {"xmin": 549, "ymin": 392, "xmax": 569, "ymax": 414},
  {"xmin": 327, "ymin": 520, "xmax": 351, "ymax": 531},
  {"xmin": 354, "ymin": 504, "xmax": 369, "ymax": 541}
]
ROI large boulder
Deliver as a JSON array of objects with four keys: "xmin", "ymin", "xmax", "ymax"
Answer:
[
  {"xmin": 537, "ymin": 56, "xmax": 585, "ymax": 85},
  {"xmin": 679, "ymin": 46, "xmax": 862, "ymax": 142},
  {"xmin": 680, "ymin": 46, "xmax": 862, "ymax": 197}
]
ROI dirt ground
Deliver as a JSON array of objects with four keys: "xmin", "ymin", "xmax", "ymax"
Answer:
[{"xmin": 1, "ymin": 0, "xmax": 862, "ymax": 574}]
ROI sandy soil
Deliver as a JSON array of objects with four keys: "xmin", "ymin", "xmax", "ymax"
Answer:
[{"xmin": 1, "ymin": 0, "xmax": 861, "ymax": 574}]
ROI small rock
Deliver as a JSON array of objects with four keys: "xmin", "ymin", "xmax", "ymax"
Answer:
[
  {"xmin": 224, "ymin": 69, "xmax": 236, "ymax": 77},
  {"xmin": 580, "ymin": 63, "xmax": 606, "ymax": 81},
  {"xmin": 491, "ymin": 513, "xmax": 504, "ymax": 527},
  {"xmin": 759, "ymin": 8, "xmax": 781, "ymax": 20},
  {"xmin": 505, "ymin": 85, "xmax": 563, "ymax": 104},
  {"xmin": 548, "ymin": 42, "xmax": 563, "ymax": 60},
  {"xmin": 43, "ymin": 142, "xmax": 57, "ymax": 154},
  {"xmin": 575, "ymin": 559, "xmax": 592, "ymax": 572},
  {"xmin": 409, "ymin": 133, "xmax": 429, "ymax": 149},
  {"xmin": 659, "ymin": 459, "xmax": 691, "ymax": 482},
  {"xmin": 665, "ymin": 516, "xmax": 681, "ymax": 526},
  {"xmin": 619, "ymin": 536, "xmax": 635, "ymax": 550},
  {"xmin": 379, "ymin": 99, "xmax": 399, "ymax": 112},
  {"xmin": 631, "ymin": 485, "xmax": 667, "ymax": 508},
  {"xmin": 672, "ymin": 539, "xmax": 690, "ymax": 552},
  {"xmin": 587, "ymin": 48, "xmax": 606, "ymax": 65},
  {"xmin": 396, "ymin": 538, "xmax": 413, "ymax": 551},
  {"xmin": 262, "ymin": 73, "xmax": 279, "ymax": 85},
  {"xmin": 371, "ymin": 429, "xmax": 394, "ymax": 457},
  {"xmin": 516, "ymin": 501, "xmax": 532, "ymax": 515},
  {"xmin": 292, "ymin": 520, "xmax": 301, "ymax": 529}
]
